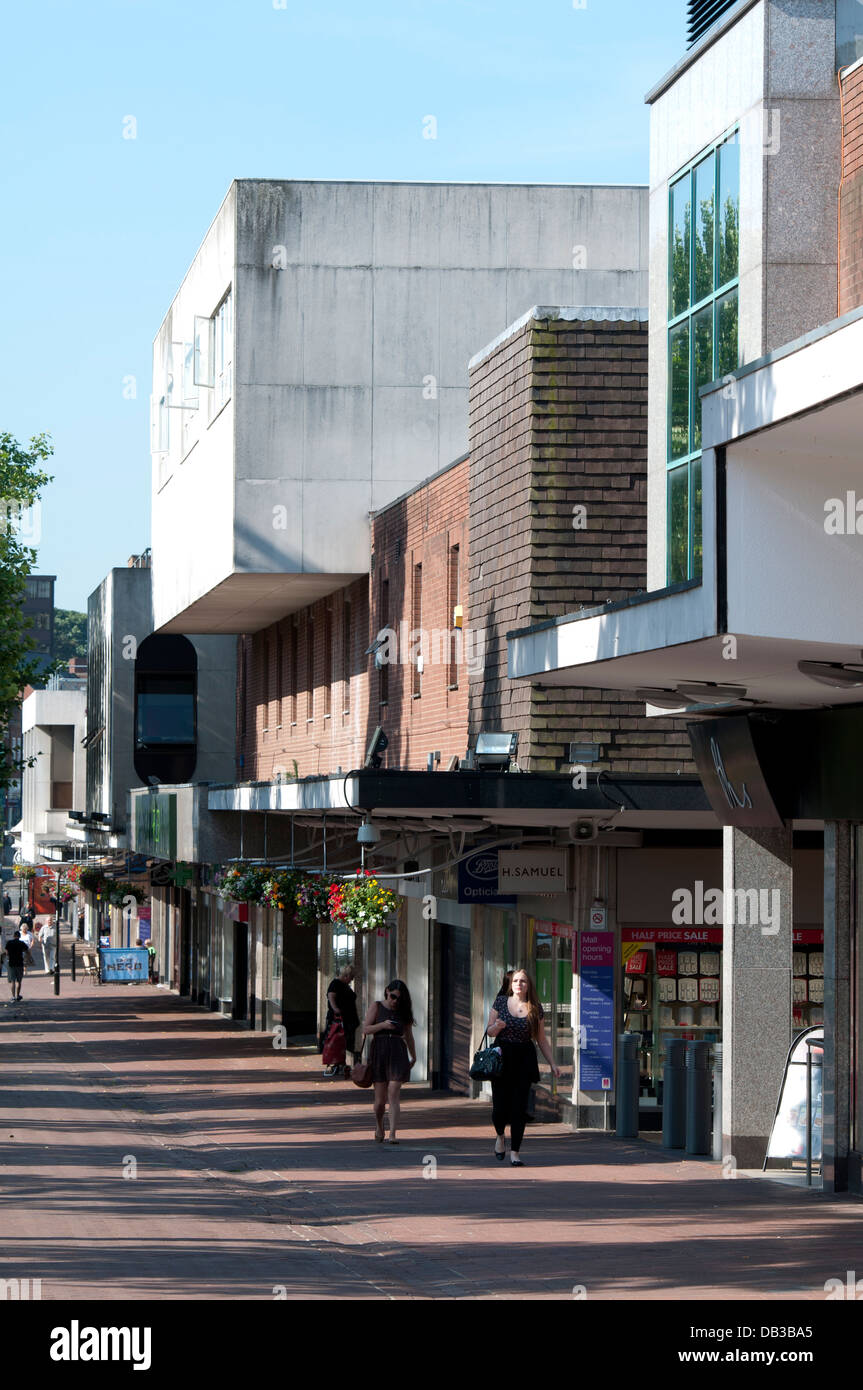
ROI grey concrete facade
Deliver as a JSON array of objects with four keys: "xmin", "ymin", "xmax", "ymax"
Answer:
[
  {"xmin": 151, "ymin": 179, "xmax": 648, "ymax": 635},
  {"xmin": 85, "ymin": 567, "xmax": 237, "ymax": 847},
  {"xmin": 646, "ymin": 0, "xmax": 841, "ymax": 589},
  {"xmin": 721, "ymin": 824, "xmax": 793, "ymax": 1168}
]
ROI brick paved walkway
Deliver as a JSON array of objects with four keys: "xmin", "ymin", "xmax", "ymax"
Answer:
[{"xmin": 1, "ymin": 934, "xmax": 860, "ymax": 1301}]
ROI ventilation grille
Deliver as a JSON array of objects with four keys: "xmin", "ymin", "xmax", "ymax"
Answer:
[{"xmin": 687, "ymin": 0, "xmax": 739, "ymax": 47}]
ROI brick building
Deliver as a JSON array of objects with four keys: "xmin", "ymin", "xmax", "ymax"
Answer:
[
  {"xmin": 468, "ymin": 308, "xmax": 694, "ymax": 775},
  {"xmin": 236, "ymin": 455, "xmax": 469, "ymax": 782},
  {"xmin": 840, "ymin": 58, "xmax": 863, "ymax": 316}
]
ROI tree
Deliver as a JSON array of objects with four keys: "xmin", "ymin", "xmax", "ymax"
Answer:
[
  {"xmin": 54, "ymin": 609, "xmax": 88, "ymax": 664},
  {"xmin": 0, "ymin": 432, "xmax": 55, "ymax": 791}
]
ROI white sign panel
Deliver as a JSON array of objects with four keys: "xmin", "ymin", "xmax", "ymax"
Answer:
[{"xmin": 498, "ymin": 849, "xmax": 570, "ymax": 894}]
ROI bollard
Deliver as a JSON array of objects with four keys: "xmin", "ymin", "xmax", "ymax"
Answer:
[
  {"xmin": 71, "ymin": 941, "xmax": 76, "ymax": 983},
  {"xmin": 662, "ymin": 1038, "xmax": 687, "ymax": 1149},
  {"xmin": 615, "ymin": 1032, "xmax": 640, "ymax": 1139},
  {"xmin": 685, "ymin": 1040, "xmax": 712, "ymax": 1155},
  {"xmin": 711, "ymin": 1043, "xmax": 723, "ymax": 1161}
]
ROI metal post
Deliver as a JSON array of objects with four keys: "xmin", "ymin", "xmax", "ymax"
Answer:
[
  {"xmin": 662, "ymin": 1038, "xmax": 686, "ymax": 1149},
  {"xmin": 712, "ymin": 1042, "xmax": 723, "ymax": 1161},
  {"xmin": 615, "ymin": 1032, "xmax": 640, "ymax": 1138},
  {"xmin": 71, "ymin": 940, "xmax": 76, "ymax": 982},
  {"xmin": 806, "ymin": 1042, "xmax": 813, "ymax": 1188},
  {"xmin": 53, "ymin": 866, "xmax": 62, "ymax": 995},
  {"xmin": 685, "ymin": 1040, "xmax": 712, "ymax": 1155}
]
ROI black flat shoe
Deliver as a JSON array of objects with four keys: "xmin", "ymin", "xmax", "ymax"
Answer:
[
  {"xmin": 494, "ymin": 1143, "xmax": 505, "ymax": 1161},
  {"xmin": 510, "ymin": 1156, "xmax": 524, "ymax": 1167}
]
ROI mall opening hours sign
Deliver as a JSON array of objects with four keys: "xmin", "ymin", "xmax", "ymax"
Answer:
[{"xmin": 579, "ymin": 932, "xmax": 615, "ymax": 1090}]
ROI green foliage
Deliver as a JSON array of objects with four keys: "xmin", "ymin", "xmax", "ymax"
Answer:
[
  {"xmin": 54, "ymin": 609, "xmax": 88, "ymax": 664},
  {"xmin": 0, "ymin": 432, "xmax": 55, "ymax": 790}
]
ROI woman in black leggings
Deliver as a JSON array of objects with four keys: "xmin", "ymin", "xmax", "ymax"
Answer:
[{"xmin": 487, "ymin": 968, "xmax": 560, "ymax": 1166}]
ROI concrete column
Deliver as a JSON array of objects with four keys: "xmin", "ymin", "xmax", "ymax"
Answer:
[
  {"xmin": 721, "ymin": 824, "xmax": 793, "ymax": 1168},
  {"xmin": 823, "ymin": 822, "xmax": 852, "ymax": 1193}
]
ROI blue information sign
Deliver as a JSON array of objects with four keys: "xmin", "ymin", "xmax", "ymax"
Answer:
[
  {"xmin": 99, "ymin": 948, "xmax": 149, "ymax": 983},
  {"xmin": 457, "ymin": 849, "xmax": 516, "ymax": 905},
  {"xmin": 579, "ymin": 932, "xmax": 615, "ymax": 1090}
]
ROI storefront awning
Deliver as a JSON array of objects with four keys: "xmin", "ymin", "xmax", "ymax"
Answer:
[{"xmin": 208, "ymin": 769, "xmax": 716, "ymax": 831}]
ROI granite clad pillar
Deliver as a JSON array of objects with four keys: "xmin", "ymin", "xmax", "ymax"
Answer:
[
  {"xmin": 721, "ymin": 824, "xmax": 793, "ymax": 1168},
  {"xmin": 823, "ymin": 822, "xmax": 852, "ymax": 1193}
]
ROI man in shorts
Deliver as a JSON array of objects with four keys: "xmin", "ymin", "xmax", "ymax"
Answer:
[{"xmin": 4, "ymin": 931, "xmax": 28, "ymax": 1002}]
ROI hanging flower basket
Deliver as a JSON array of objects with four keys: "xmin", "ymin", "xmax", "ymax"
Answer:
[
  {"xmin": 106, "ymin": 880, "xmax": 148, "ymax": 908},
  {"xmin": 79, "ymin": 867, "xmax": 106, "ymax": 894},
  {"xmin": 262, "ymin": 869, "xmax": 301, "ymax": 913},
  {"xmin": 218, "ymin": 864, "xmax": 271, "ymax": 905},
  {"xmin": 330, "ymin": 870, "xmax": 397, "ymax": 934},
  {"xmin": 15, "ymin": 865, "xmax": 37, "ymax": 880},
  {"xmin": 295, "ymin": 877, "xmax": 334, "ymax": 929}
]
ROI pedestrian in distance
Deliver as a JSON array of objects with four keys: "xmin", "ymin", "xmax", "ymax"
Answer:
[
  {"xmin": 486, "ymin": 966, "xmax": 560, "ymax": 1167},
  {"xmin": 4, "ymin": 931, "xmax": 28, "ymax": 1002},
  {"xmin": 18, "ymin": 919, "xmax": 35, "ymax": 968},
  {"xmin": 362, "ymin": 980, "xmax": 416, "ymax": 1144},
  {"xmin": 2, "ymin": 893, "xmax": 11, "ymax": 918},
  {"xmin": 323, "ymin": 964, "xmax": 360, "ymax": 1077},
  {"xmin": 41, "ymin": 919, "xmax": 58, "ymax": 975}
]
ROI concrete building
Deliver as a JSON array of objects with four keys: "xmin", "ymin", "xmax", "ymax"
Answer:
[
  {"xmin": 18, "ymin": 683, "xmax": 86, "ymax": 865},
  {"xmin": 77, "ymin": 555, "xmax": 237, "ymax": 850},
  {"xmin": 150, "ymin": 179, "xmax": 648, "ymax": 636},
  {"xmin": 2, "ymin": 574, "xmax": 57, "ymax": 869}
]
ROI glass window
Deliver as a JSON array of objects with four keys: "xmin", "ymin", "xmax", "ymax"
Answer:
[
  {"xmin": 669, "ymin": 322, "xmax": 690, "ymax": 461},
  {"xmin": 669, "ymin": 176, "xmax": 691, "ymax": 318},
  {"xmin": 668, "ymin": 465, "xmax": 690, "ymax": 585},
  {"xmin": 718, "ymin": 134, "xmax": 740, "ymax": 287},
  {"xmin": 213, "ymin": 293, "xmax": 232, "ymax": 413},
  {"xmin": 716, "ymin": 289, "xmax": 739, "ymax": 378},
  {"xmin": 692, "ymin": 305, "xmax": 714, "ymax": 453},
  {"xmin": 666, "ymin": 128, "xmax": 739, "ymax": 584},
  {"xmin": 694, "ymin": 153, "xmax": 715, "ymax": 304},
  {"xmin": 135, "ymin": 676, "xmax": 195, "ymax": 748},
  {"xmin": 691, "ymin": 459, "xmax": 703, "ymax": 579}
]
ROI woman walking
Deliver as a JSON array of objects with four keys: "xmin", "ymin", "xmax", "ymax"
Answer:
[
  {"xmin": 486, "ymin": 967, "xmax": 560, "ymax": 1166},
  {"xmin": 362, "ymin": 980, "xmax": 416, "ymax": 1144},
  {"xmin": 323, "ymin": 965, "xmax": 360, "ymax": 1078}
]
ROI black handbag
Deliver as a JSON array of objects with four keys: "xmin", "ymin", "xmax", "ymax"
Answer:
[{"xmin": 470, "ymin": 1031, "xmax": 503, "ymax": 1081}]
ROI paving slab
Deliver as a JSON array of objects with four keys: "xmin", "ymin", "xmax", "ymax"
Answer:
[{"xmin": 1, "ymin": 939, "xmax": 860, "ymax": 1302}]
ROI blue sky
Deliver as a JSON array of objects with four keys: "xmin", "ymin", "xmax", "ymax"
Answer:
[{"xmin": 1, "ymin": 0, "xmax": 684, "ymax": 613}]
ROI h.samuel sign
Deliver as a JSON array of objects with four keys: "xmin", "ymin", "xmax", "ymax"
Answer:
[{"xmin": 498, "ymin": 849, "xmax": 570, "ymax": 894}]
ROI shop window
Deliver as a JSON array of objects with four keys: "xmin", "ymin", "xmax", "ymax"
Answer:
[{"xmin": 622, "ymin": 935, "xmax": 722, "ymax": 1106}]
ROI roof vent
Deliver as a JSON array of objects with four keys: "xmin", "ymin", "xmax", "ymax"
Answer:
[{"xmin": 687, "ymin": 0, "xmax": 738, "ymax": 48}]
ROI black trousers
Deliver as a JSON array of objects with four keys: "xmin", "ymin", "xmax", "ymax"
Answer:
[{"xmin": 491, "ymin": 1073, "xmax": 533, "ymax": 1151}]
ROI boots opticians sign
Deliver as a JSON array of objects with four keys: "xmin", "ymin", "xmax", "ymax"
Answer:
[{"xmin": 498, "ymin": 849, "xmax": 570, "ymax": 893}]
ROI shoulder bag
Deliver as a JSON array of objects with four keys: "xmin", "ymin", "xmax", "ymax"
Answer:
[
  {"xmin": 470, "ymin": 1030, "xmax": 504, "ymax": 1081},
  {"xmin": 350, "ymin": 1033, "xmax": 374, "ymax": 1089}
]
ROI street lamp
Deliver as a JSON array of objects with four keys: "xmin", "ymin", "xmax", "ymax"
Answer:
[{"xmin": 52, "ymin": 865, "xmax": 62, "ymax": 995}]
